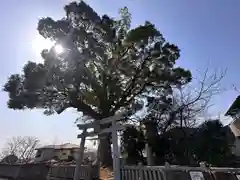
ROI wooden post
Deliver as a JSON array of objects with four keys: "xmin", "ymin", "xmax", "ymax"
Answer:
[
  {"xmin": 138, "ymin": 163, "xmax": 144, "ymax": 180},
  {"xmin": 74, "ymin": 128, "xmax": 87, "ymax": 180},
  {"xmin": 112, "ymin": 120, "xmax": 121, "ymax": 180},
  {"xmin": 146, "ymin": 143, "xmax": 154, "ymax": 165},
  {"xmin": 164, "ymin": 162, "xmax": 170, "ymax": 168},
  {"xmin": 87, "ymin": 163, "xmax": 93, "ymax": 180},
  {"xmin": 96, "ymin": 139, "xmax": 100, "ymax": 179}
]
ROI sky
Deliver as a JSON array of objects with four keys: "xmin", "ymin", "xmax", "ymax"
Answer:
[{"xmin": 0, "ymin": 0, "xmax": 240, "ymax": 149}]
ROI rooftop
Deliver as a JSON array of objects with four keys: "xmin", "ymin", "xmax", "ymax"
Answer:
[
  {"xmin": 36, "ymin": 143, "xmax": 80, "ymax": 150},
  {"xmin": 225, "ymin": 95, "xmax": 240, "ymax": 117}
]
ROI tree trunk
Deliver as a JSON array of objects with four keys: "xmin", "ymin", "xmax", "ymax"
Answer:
[
  {"xmin": 99, "ymin": 134, "xmax": 113, "ymax": 167},
  {"xmin": 97, "ymin": 112, "xmax": 115, "ymax": 168}
]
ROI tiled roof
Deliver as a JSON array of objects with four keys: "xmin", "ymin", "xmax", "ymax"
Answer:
[{"xmin": 36, "ymin": 143, "xmax": 80, "ymax": 150}]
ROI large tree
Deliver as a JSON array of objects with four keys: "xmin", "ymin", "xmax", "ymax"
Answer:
[{"xmin": 3, "ymin": 1, "xmax": 191, "ymax": 166}]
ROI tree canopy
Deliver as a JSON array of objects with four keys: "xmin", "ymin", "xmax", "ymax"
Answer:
[
  {"xmin": 121, "ymin": 119, "xmax": 235, "ymax": 166},
  {"xmin": 193, "ymin": 119, "xmax": 235, "ymax": 166},
  {"xmin": 3, "ymin": 1, "xmax": 191, "ymax": 166}
]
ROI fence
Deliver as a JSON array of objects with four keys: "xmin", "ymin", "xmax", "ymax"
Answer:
[
  {"xmin": 120, "ymin": 165, "xmax": 164, "ymax": 180},
  {"xmin": 0, "ymin": 163, "xmax": 99, "ymax": 180},
  {"xmin": 47, "ymin": 164, "xmax": 99, "ymax": 180},
  {"xmin": 0, "ymin": 163, "xmax": 49, "ymax": 180},
  {"xmin": 2, "ymin": 162, "xmax": 240, "ymax": 180},
  {"xmin": 120, "ymin": 164, "xmax": 240, "ymax": 180}
]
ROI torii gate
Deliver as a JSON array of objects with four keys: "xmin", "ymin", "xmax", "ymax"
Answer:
[{"xmin": 73, "ymin": 114, "xmax": 129, "ymax": 180}]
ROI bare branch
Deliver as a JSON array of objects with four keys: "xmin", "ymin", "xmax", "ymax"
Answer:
[
  {"xmin": 174, "ymin": 68, "xmax": 226, "ymax": 127},
  {"xmin": 146, "ymin": 68, "xmax": 226, "ymax": 133},
  {"xmin": 0, "ymin": 136, "xmax": 40, "ymax": 163}
]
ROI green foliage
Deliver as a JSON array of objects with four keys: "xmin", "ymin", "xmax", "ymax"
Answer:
[
  {"xmin": 155, "ymin": 127, "xmax": 197, "ymax": 165},
  {"xmin": 121, "ymin": 119, "xmax": 235, "ymax": 166},
  {"xmin": 3, "ymin": 1, "xmax": 191, "ymax": 120},
  {"xmin": 121, "ymin": 126, "xmax": 145, "ymax": 165},
  {"xmin": 160, "ymin": 119, "xmax": 235, "ymax": 166},
  {"xmin": 3, "ymin": 1, "xmax": 192, "ymax": 166},
  {"xmin": 193, "ymin": 119, "xmax": 235, "ymax": 165}
]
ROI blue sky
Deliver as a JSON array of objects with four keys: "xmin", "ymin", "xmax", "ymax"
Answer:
[{"xmin": 0, "ymin": 0, "xmax": 239, "ymax": 148}]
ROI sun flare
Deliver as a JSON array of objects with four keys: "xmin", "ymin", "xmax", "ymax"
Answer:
[
  {"xmin": 32, "ymin": 35, "xmax": 54, "ymax": 56},
  {"xmin": 54, "ymin": 44, "xmax": 64, "ymax": 54},
  {"xmin": 32, "ymin": 35, "xmax": 65, "ymax": 57}
]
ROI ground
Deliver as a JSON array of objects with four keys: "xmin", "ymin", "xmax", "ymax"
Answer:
[{"xmin": 100, "ymin": 167, "xmax": 114, "ymax": 180}]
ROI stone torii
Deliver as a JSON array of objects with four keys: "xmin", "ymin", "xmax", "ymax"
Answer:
[{"xmin": 73, "ymin": 114, "xmax": 130, "ymax": 180}]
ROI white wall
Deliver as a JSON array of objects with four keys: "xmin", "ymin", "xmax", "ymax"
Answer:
[
  {"xmin": 34, "ymin": 149, "xmax": 55, "ymax": 162},
  {"xmin": 230, "ymin": 119, "xmax": 240, "ymax": 137}
]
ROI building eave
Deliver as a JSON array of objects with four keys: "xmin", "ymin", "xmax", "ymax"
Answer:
[{"xmin": 225, "ymin": 95, "xmax": 240, "ymax": 116}]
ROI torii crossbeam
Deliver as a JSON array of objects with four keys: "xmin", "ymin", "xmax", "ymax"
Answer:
[{"xmin": 73, "ymin": 114, "xmax": 131, "ymax": 180}]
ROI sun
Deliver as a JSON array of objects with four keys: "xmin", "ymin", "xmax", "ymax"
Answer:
[
  {"xmin": 31, "ymin": 34, "xmax": 65, "ymax": 62},
  {"xmin": 54, "ymin": 44, "xmax": 64, "ymax": 54},
  {"xmin": 32, "ymin": 35, "xmax": 54, "ymax": 55}
]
